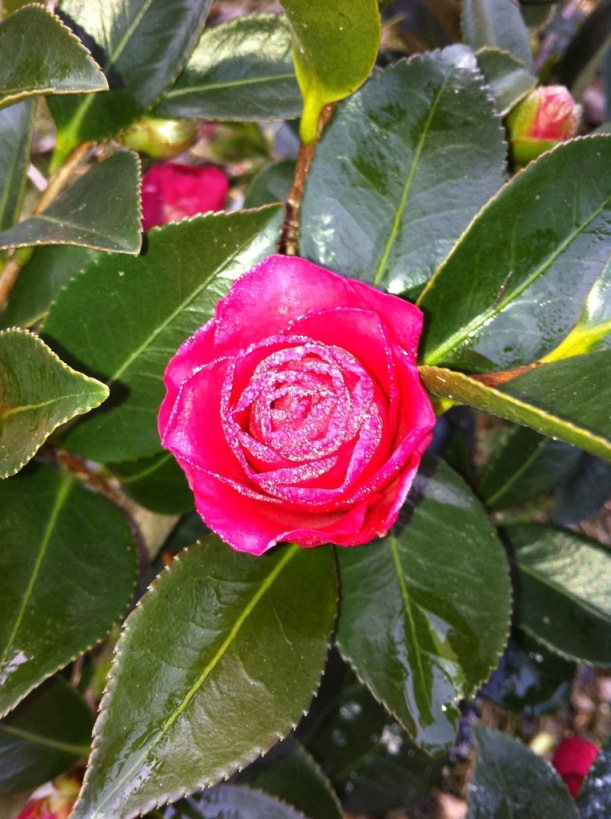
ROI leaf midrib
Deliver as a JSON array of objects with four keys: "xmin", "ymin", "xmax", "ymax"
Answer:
[
  {"xmin": 0, "ymin": 392, "xmax": 96, "ymax": 422},
  {"xmin": 89, "ymin": 544, "xmax": 299, "ymax": 816},
  {"xmin": 165, "ymin": 71, "xmax": 296, "ymax": 100},
  {"xmin": 0, "ymin": 721, "xmax": 90, "ymax": 756}
]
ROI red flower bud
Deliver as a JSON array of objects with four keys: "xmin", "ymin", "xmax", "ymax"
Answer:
[
  {"xmin": 141, "ymin": 163, "xmax": 229, "ymax": 232},
  {"xmin": 507, "ymin": 86, "xmax": 581, "ymax": 166},
  {"xmin": 552, "ymin": 736, "xmax": 599, "ymax": 799}
]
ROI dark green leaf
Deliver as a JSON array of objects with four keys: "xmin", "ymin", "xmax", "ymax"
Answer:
[
  {"xmin": 419, "ymin": 137, "xmax": 611, "ymax": 371},
  {"xmin": 43, "ymin": 206, "xmax": 283, "ymax": 462},
  {"xmin": 0, "ymin": 152, "xmax": 141, "ymax": 254},
  {"xmin": 300, "ymin": 52, "xmax": 505, "ymax": 296},
  {"xmin": 161, "ymin": 513, "xmax": 208, "ymax": 558},
  {"xmin": 478, "ymin": 426, "xmax": 582, "ymax": 511},
  {"xmin": 0, "ymin": 465, "xmax": 136, "ymax": 716},
  {"xmin": 553, "ymin": 455, "xmax": 611, "ymax": 525},
  {"xmin": 0, "ymin": 329, "xmax": 108, "ymax": 479},
  {"xmin": 109, "ymin": 452, "xmax": 193, "ymax": 515},
  {"xmin": 155, "ymin": 15, "xmax": 302, "ymax": 122},
  {"xmin": 71, "ymin": 538, "xmax": 337, "ymax": 819},
  {"xmin": 479, "ymin": 633, "xmax": 573, "ymax": 715},
  {"xmin": 0, "ymin": 4, "xmax": 106, "ymax": 109},
  {"xmin": 169, "ymin": 786, "xmax": 308, "ymax": 819},
  {"xmin": 49, "ymin": 0, "xmax": 213, "ymax": 163},
  {"xmin": 279, "ymin": 0, "xmax": 381, "ymax": 143},
  {"xmin": 0, "ymin": 100, "xmax": 35, "ymax": 231},
  {"xmin": 0, "ymin": 676, "xmax": 93, "ymax": 796},
  {"xmin": 0, "ymin": 246, "xmax": 99, "ymax": 330},
  {"xmin": 306, "ymin": 676, "xmax": 442, "ymax": 814},
  {"xmin": 468, "ymin": 726, "xmax": 578, "ymax": 818},
  {"xmin": 475, "ymin": 47, "xmax": 536, "ymax": 116},
  {"xmin": 462, "ymin": 0, "xmax": 532, "ymax": 70},
  {"xmin": 419, "ymin": 356, "xmax": 611, "ymax": 460},
  {"xmin": 243, "ymin": 160, "xmax": 295, "ymax": 209},
  {"xmin": 238, "ymin": 738, "xmax": 343, "ymax": 819},
  {"xmin": 578, "ymin": 734, "xmax": 611, "ymax": 818},
  {"xmin": 504, "ymin": 523, "xmax": 611, "ymax": 666},
  {"xmin": 336, "ymin": 456, "xmax": 511, "ymax": 754}
]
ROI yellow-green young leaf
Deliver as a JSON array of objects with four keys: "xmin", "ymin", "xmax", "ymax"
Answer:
[
  {"xmin": 419, "ymin": 355, "xmax": 611, "ymax": 460},
  {"xmin": 279, "ymin": 0, "xmax": 380, "ymax": 144},
  {"xmin": 71, "ymin": 538, "xmax": 337, "ymax": 819},
  {"xmin": 0, "ymin": 329, "xmax": 108, "ymax": 479},
  {"xmin": 0, "ymin": 4, "xmax": 107, "ymax": 109},
  {"xmin": 0, "ymin": 466, "xmax": 136, "ymax": 717},
  {"xmin": 0, "ymin": 152, "xmax": 141, "ymax": 254}
]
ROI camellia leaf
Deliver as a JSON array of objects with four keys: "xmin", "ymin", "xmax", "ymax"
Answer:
[
  {"xmin": 468, "ymin": 726, "xmax": 578, "ymax": 817},
  {"xmin": 0, "ymin": 245, "xmax": 99, "ymax": 330},
  {"xmin": 71, "ymin": 537, "xmax": 337, "ymax": 819},
  {"xmin": 578, "ymin": 734, "xmax": 611, "ymax": 818},
  {"xmin": 542, "ymin": 256, "xmax": 611, "ymax": 361},
  {"xmin": 477, "ymin": 426, "xmax": 582, "ymax": 512},
  {"xmin": 462, "ymin": 0, "xmax": 533, "ymax": 71},
  {"xmin": 475, "ymin": 47, "xmax": 536, "ymax": 116},
  {"xmin": 279, "ymin": 0, "xmax": 380, "ymax": 144},
  {"xmin": 48, "ymin": 0, "xmax": 213, "ymax": 166},
  {"xmin": 503, "ymin": 524, "xmax": 611, "ymax": 666},
  {"xmin": 0, "ymin": 465, "xmax": 136, "ymax": 716},
  {"xmin": 238, "ymin": 738, "xmax": 343, "ymax": 819},
  {"xmin": 0, "ymin": 329, "xmax": 108, "ymax": 479},
  {"xmin": 0, "ymin": 100, "xmax": 35, "ymax": 231},
  {"xmin": 171, "ymin": 786, "xmax": 308, "ymax": 819},
  {"xmin": 0, "ymin": 675, "xmax": 93, "ymax": 796},
  {"xmin": 44, "ymin": 206, "xmax": 283, "ymax": 463},
  {"xmin": 0, "ymin": 152, "xmax": 141, "ymax": 254},
  {"xmin": 553, "ymin": 454, "xmax": 611, "ymax": 525},
  {"xmin": 419, "ymin": 355, "xmax": 611, "ymax": 460},
  {"xmin": 244, "ymin": 160, "xmax": 295, "ymax": 210},
  {"xmin": 300, "ymin": 51, "xmax": 506, "ymax": 297},
  {"xmin": 108, "ymin": 452, "xmax": 193, "ymax": 515},
  {"xmin": 155, "ymin": 15, "xmax": 302, "ymax": 122},
  {"xmin": 336, "ymin": 456, "xmax": 511, "ymax": 754},
  {"xmin": 0, "ymin": 4, "xmax": 107, "ymax": 109},
  {"xmin": 419, "ymin": 137, "xmax": 611, "ymax": 372}
]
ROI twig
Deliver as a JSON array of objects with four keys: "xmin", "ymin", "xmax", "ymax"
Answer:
[{"xmin": 279, "ymin": 103, "xmax": 335, "ymax": 256}]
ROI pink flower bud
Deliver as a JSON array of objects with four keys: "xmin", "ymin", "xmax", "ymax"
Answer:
[
  {"xmin": 552, "ymin": 736, "xmax": 599, "ymax": 799},
  {"xmin": 507, "ymin": 86, "xmax": 581, "ymax": 166},
  {"xmin": 141, "ymin": 163, "xmax": 229, "ymax": 232},
  {"xmin": 16, "ymin": 775, "xmax": 80, "ymax": 819}
]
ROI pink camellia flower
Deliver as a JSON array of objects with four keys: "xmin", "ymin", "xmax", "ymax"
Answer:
[
  {"xmin": 506, "ymin": 85, "xmax": 581, "ymax": 166},
  {"xmin": 159, "ymin": 255, "xmax": 435, "ymax": 555},
  {"xmin": 141, "ymin": 163, "xmax": 229, "ymax": 231},
  {"xmin": 552, "ymin": 736, "xmax": 599, "ymax": 799}
]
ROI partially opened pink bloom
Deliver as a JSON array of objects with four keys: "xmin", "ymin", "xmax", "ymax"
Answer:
[
  {"xmin": 159, "ymin": 255, "xmax": 435, "ymax": 555},
  {"xmin": 507, "ymin": 86, "xmax": 581, "ymax": 166},
  {"xmin": 141, "ymin": 163, "xmax": 229, "ymax": 231},
  {"xmin": 552, "ymin": 736, "xmax": 599, "ymax": 799}
]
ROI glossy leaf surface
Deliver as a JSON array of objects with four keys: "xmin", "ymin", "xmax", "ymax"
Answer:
[
  {"xmin": 0, "ymin": 466, "xmax": 136, "ymax": 716},
  {"xmin": 0, "ymin": 152, "xmax": 141, "ymax": 254},
  {"xmin": 336, "ymin": 456, "xmax": 511, "ymax": 754},
  {"xmin": 44, "ymin": 206, "xmax": 282, "ymax": 462},
  {"xmin": 300, "ymin": 52, "xmax": 505, "ymax": 296},
  {"xmin": 553, "ymin": 454, "xmax": 611, "ymax": 525},
  {"xmin": 0, "ymin": 246, "xmax": 99, "ymax": 330},
  {"xmin": 156, "ymin": 15, "xmax": 302, "ymax": 122},
  {"xmin": 462, "ymin": 0, "xmax": 532, "ymax": 70},
  {"xmin": 49, "ymin": 0, "xmax": 212, "ymax": 160},
  {"xmin": 478, "ymin": 426, "xmax": 581, "ymax": 511},
  {"xmin": 0, "ymin": 100, "xmax": 34, "ymax": 232},
  {"xmin": 504, "ymin": 524, "xmax": 611, "ymax": 666},
  {"xmin": 0, "ymin": 676, "xmax": 92, "ymax": 795},
  {"xmin": 244, "ymin": 160, "xmax": 295, "ymax": 209},
  {"xmin": 0, "ymin": 4, "xmax": 106, "ymax": 109},
  {"xmin": 109, "ymin": 452, "xmax": 193, "ymax": 515},
  {"xmin": 279, "ymin": 0, "xmax": 380, "ymax": 143},
  {"xmin": 419, "ymin": 137, "xmax": 611, "ymax": 371},
  {"xmin": 468, "ymin": 726, "xmax": 578, "ymax": 817},
  {"xmin": 578, "ymin": 734, "xmax": 611, "ymax": 819},
  {"xmin": 72, "ymin": 538, "xmax": 337, "ymax": 819},
  {"xmin": 169, "ymin": 786, "xmax": 307, "ymax": 819},
  {"xmin": 419, "ymin": 354, "xmax": 611, "ymax": 460},
  {"xmin": 475, "ymin": 47, "xmax": 536, "ymax": 116},
  {"xmin": 238, "ymin": 738, "xmax": 343, "ymax": 819},
  {"xmin": 0, "ymin": 329, "xmax": 108, "ymax": 479},
  {"xmin": 306, "ymin": 675, "xmax": 442, "ymax": 814}
]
